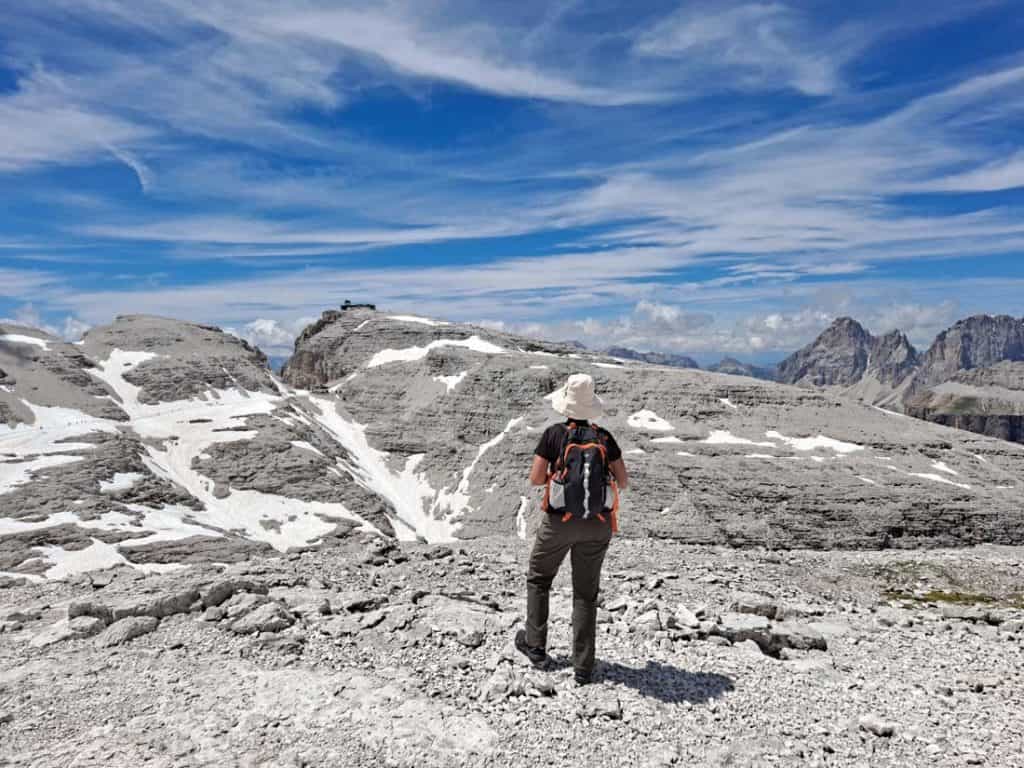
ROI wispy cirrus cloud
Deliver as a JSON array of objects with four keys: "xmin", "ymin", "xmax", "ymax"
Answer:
[
  {"xmin": 0, "ymin": 70, "xmax": 150, "ymax": 173},
  {"xmin": 1, "ymin": 1, "xmax": 1022, "ymax": 360},
  {"xmin": 633, "ymin": 2, "xmax": 855, "ymax": 96}
]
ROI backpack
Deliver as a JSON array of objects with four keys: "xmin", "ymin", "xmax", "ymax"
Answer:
[{"xmin": 542, "ymin": 422, "xmax": 620, "ymax": 532}]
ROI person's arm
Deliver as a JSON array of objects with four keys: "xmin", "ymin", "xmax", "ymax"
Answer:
[
  {"xmin": 529, "ymin": 455, "xmax": 549, "ymax": 486},
  {"xmin": 609, "ymin": 458, "xmax": 629, "ymax": 490}
]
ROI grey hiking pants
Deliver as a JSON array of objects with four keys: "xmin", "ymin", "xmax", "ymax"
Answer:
[{"xmin": 525, "ymin": 513, "xmax": 612, "ymax": 675}]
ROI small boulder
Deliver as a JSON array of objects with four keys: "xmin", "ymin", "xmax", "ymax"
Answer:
[
  {"xmin": 604, "ymin": 596, "xmax": 630, "ymax": 612},
  {"xmin": 229, "ymin": 602, "xmax": 294, "ymax": 635},
  {"xmin": 456, "ymin": 630, "xmax": 485, "ymax": 648},
  {"xmin": 200, "ymin": 578, "xmax": 268, "ymax": 608},
  {"xmin": 68, "ymin": 616, "xmax": 105, "ymax": 638},
  {"xmin": 940, "ymin": 604, "xmax": 987, "ymax": 623},
  {"xmin": 579, "ymin": 692, "xmax": 622, "ymax": 720},
  {"xmin": 769, "ymin": 622, "xmax": 827, "ymax": 654},
  {"xmin": 222, "ymin": 592, "xmax": 271, "ymax": 619},
  {"xmin": 67, "ymin": 600, "xmax": 112, "ymax": 625},
  {"xmin": 319, "ymin": 615, "xmax": 363, "ymax": 637},
  {"xmin": 527, "ymin": 672, "xmax": 557, "ymax": 697},
  {"xmin": 633, "ymin": 609, "xmax": 662, "ymax": 633},
  {"xmin": 670, "ymin": 605, "xmax": 701, "ymax": 629},
  {"xmin": 710, "ymin": 612, "xmax": 771, "ymax": 646},
  {"xmin": 730, "ymin": 592, "xmax": 779, "ymax": 620},
  {"xmin": 110, "ymin": 588, "xmax": 200, "ymax": 621},
  {"xmin": 95, "ymin": 616, "xmax": 159, "ymax": 648},
  {"xmin": 858, "ymin": 714, "xmax": 896, "ymax": 737},
  {"xmin": 201, "ymin": 606, "xmax": 226, "ymax": 622}
]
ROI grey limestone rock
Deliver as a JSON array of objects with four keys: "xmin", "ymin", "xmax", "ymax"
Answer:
[
  {"xmin": 711, "ymin": 612, "xmax": 771, "ymax": 645},
  {"xmin": 95, "ymin": 616, "xmax": 159, "ymax": 647},
  {"xmin": 858, "ymin": 713, "xmax": 897, "ymax": 737},
  {"xmin": 80, "ymin": 314, "xmax": 277, "ymax": 405},
  {"xmin": 200, "ymin": 578, "xmax": 268, "ymax": 608},
  {"xmin": 228, "ymin": 602, "xmax": 294, "ymax": 634},
  {"xmin": 109, "ymin": 587, "xmax": 200, "ymax": 621}
]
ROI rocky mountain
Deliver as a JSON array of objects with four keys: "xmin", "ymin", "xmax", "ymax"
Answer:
[
  {"xmin": 707, "ymin": 357, "xmax": 776, "ymax": 381},
  {"xmin": 2, "ymin": 308, "xmax": 1024, "ymax": 588},
  {"xmin": 601, "ymin": 346, "xmax": 700, "ymax": 369},
  {"xmin": 775, "ymin": 318, "xmax": 918, "ymax": 394},
  {"xmin": 777, "ymin": 315, "xmax": 1024, "ymax": 442}
]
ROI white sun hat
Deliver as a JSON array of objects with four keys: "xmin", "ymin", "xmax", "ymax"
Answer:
[{"xmin": 550, "ymin": 373, "xmax": 605, "ymax": 421}]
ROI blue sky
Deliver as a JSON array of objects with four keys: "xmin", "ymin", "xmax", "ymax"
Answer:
[{"xmin": 1, "ymin": 1, "xmax": 1023, "ymax": 362}]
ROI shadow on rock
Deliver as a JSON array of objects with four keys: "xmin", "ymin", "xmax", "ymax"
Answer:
[{"xmin": 551, "ymin": 656, "xmax": 735, "ymax": 704}]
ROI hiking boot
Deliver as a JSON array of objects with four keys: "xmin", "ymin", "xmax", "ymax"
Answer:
[
  {"xmin": 574, "ymin": 670, "xmax": 592, "ymax": 686},
  {"xmin": 514, "ymin": 629, "xmax": 547, "ymax": 667}
]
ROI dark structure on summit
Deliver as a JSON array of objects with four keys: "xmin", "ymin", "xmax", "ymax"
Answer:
[{"xmin": 340, "ymin": 300, "xmax": 376, "ymax": 311}]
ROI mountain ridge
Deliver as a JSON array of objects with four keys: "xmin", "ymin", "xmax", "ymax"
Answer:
[
  {"xmin": 3, "ymin": 308, "xmax": 1024, "ymax": 586},
  {"xmin": 776, "ymin": 314, "xmax": 1024, "ymax": 443}
]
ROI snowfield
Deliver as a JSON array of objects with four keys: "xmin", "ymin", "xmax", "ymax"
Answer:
[
  {"xmin": 627, "ymin": 410, "xmax": 675, "ymax": 432},
  {"xmin": 366, "ymin": 336, "xmax": 506, "ymax": 367}
]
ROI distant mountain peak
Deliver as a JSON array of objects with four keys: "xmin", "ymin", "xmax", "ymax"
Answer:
[{"xmin": 602, "ymin": 346, "xmax": 699, "ymax": 369}]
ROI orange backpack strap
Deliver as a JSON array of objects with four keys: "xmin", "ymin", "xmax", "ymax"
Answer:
[{"xmin": 608, "ymin": 479, "xmax": 620, "ymax": 534}]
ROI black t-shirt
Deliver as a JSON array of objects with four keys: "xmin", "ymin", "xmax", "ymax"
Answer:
[{"xmin": 534, "ymin": 420, "xmax": 623, "ymax": 471}]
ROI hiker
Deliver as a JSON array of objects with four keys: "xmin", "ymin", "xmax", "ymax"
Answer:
[{"xmin": 516, "ymin": 373, "xmax": 629, "ymax": 685}]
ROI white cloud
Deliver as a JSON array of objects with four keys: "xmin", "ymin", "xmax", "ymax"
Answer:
[
  {"xmin": 633, "ymin": 3, "xmax": 853, "ymax": 95},
  {"xmin": 0, "ymin": 71, "xmax": 149, "ymax": 172},
  {"xmin": 61, "ymin": 316, "xmax": 91, "ymax": 341},
  {"xmin": 267, "ymin": 6, "xmax": 659, "ymax": 106},
  {"xmin": 224, "ymin": 316, "xmax": 315, "ymax": 357}
]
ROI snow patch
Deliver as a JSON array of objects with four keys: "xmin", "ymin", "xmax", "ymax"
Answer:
[
  {"xmin": 306, "ymin": 396, "xmax": 446, "ymax": 542},
  {"xmin": 431, "ymin": 418, "xmax": 524, "ymax": 532},
  {"xmin": 703, "ymin": 430, "xmax": 775, "ymax": 447},
  {"xmin": 627, "ymin": 410, "xmax": 674, "ymax": 432},
  {"xmin": 387, "ymin": 315, "xmax": 450, "ymax": 327},
  {"xmin": 625, "ymin": 448, "xmax": 646, "ymax": 455},
  {"xmin": 719, "ymin": 398, "xmax": 738, "ymax": 410},
  {"xmin": 651, "ymin": 436, "xmax": 684, "ymax": 444},
  {"xmin": 908, "ymin": 472, "xmax": 971, "ymax": 490},
  {"xmin": 0, "ymin": 333, "xmax": 51, "ymax": 350},
  {"xmin": 931, "ymin": 461, "xmax": 958, "ymax": 476},
  {"xmin": 99, "ymin": 472, "xmax": 144, "ymax": 494},
  {"xmin": 765, "ymin": 431, "xmax": 863, "ymax": 455},
  {"xmin": 0, "ymin": 402, "xmax": 120, "ymax": 495},
  {"xmin": 366, "ymin": 336, "xmax": 506, "ymax": 367},
  {"xmin": 433, "ymin": 371, "xmax": 468, "ymax": 393},
  {"xmin": 529, "ymin": 364, "xmax": 549, "ymax": 370},
  {"xmin": 290, "ymin": 440, "xmax": 324, "ymax": 457},
  {"xmin": 858, "ymin": 476, "xmax": 878, "ymax": 485},
  {"xmin": 35, "ymin": 538, "xmax": 185, "ymax": 580},
  {"xmin": 593, "ymin": 362, "xmax": 625, "ymax": 369},
  {"xmin": 86, "ymin": 350, "xmax": 375, "ymax": 551},
  {"xmin": 676, "ymin": 451, "xmax": 695, "ymax": 457}
]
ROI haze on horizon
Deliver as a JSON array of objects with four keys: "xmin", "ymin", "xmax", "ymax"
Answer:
[{"xmin": 2, "ymin": 1, "xmax": 1023, "ymax": 364}]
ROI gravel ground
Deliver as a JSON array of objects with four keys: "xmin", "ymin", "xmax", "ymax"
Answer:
[{"xmin": 1, "ymin": 535, "xmax": 1022, "ymax": 767}]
